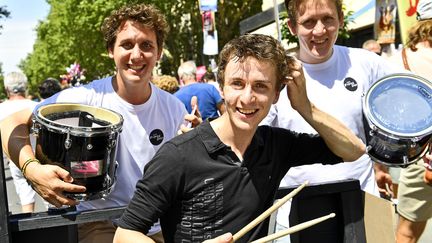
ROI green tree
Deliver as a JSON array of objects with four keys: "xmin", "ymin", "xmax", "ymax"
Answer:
[
  {"xmin": 0, "ymin": 6, "xmax": 10, "ymax": 34},
  {"xmin": 0, "ymin": 63, "xmax": 5, "ymax": 101},
  {"xmin": 20, "ymin": 0, "xmax": 262, "ymax": 92}
]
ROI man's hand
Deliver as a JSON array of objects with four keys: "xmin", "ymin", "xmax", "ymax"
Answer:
[
  {"xmin": 374, "ymin": 162, "xmax": 393, "ymax": 199},
  {"xmin": 202, "ymin": 233, "xmax": 233, "ymax": 243},
  {"xmin": 285, "ymin": 56, "xmax": 310, "ymax": 114},
  {"xmin": 178, "ymin": 96, "xmax": 202, "ymax": 134},
  {"xmin": 25, "ymin": 162, "xmax": 86, "ymax": 207}
]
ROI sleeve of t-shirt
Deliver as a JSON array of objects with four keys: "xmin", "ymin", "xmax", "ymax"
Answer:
[
  {"xmin": 210, "ymin": 85, "xmax": 223, "ymax": 104},
  {"xmin": 117, "ymin": 142, "xmax": 183, "ymax": 233}
]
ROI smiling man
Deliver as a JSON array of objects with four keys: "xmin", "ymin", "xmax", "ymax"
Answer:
[
  {"xmin": 113, "ymin": 33, "xmax": 365, "ymax": 243},
  {"xmin": 260, "ymin": 1, "xmax": 404, "ymax": 241},
  {"xmin": 0, "ymin": 4, "xmax": 188, "ymax": 243}
]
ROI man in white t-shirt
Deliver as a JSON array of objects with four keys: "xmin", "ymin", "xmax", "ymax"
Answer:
[
  {"xmin": 0, "ymin": 4, "xmax": 192, "ymax": 243},
  {"xmin": 0, "ymin": 72, "xmax": 38, "ymax": 213},
  {"xmin": 260, "ymin": 0, "xmax": 401, "ymax": 241}
]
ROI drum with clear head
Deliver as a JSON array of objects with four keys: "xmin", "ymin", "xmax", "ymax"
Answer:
[{"xmin": 363, "ymin": 73, "xmax": 432, "ymax": 167}]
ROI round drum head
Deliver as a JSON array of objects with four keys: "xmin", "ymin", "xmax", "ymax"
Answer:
[{"xmin": 365, "ymin": 73, "xmax": 432, "ymax": 137}]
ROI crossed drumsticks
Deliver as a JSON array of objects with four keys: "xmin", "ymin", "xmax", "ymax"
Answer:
[{"xmin": 232, "ymin": 181, "xmax": 336, "ymax": 243}]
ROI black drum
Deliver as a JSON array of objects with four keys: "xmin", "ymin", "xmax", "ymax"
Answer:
[
  {"xmin": 32, "ymin": 103, "xmax": 123, "ymax": 200},
  {"xmin": 363, "ymin": 73, "xmax": 432, "ymax": 167}
]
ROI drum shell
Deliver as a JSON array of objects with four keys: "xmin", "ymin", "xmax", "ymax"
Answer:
[
  {"xmin": 363, "ymin": 117, "xmax": 431, "ymax": 166},
  {"xmin": 35, "ymin": 126, "xmax": 118, "ymax": 194},
  {"xmin": 32, "ymin": 103, "xmax": 123, "ymax": 201}
]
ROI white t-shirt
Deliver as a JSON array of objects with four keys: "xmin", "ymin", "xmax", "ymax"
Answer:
[
  {"xmin": 0, "ymin": 98, "xmax": 38, "ymax": 160},
  {"xmin": 37, "ymin": 77, "xmax": 187, "ymax": 233},
  {"xmin": 261, "ymin": 45, "xmax": 402, "ymax": 228}
]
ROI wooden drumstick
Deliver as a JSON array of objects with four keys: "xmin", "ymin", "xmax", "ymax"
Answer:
[
  {"xmin": 251, "ymin": 213, "xmax": 336, "ymax": 243},
  {"xmin": 232, "ymin": 181, "xmax": 309, "ymax": 242}
]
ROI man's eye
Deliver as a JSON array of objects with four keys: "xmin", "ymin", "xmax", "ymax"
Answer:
[
  {"xmin": 301, "ymin": 19, "xmax": 316, "ymax": 28},
  {"xmin": 121, "ymin": 43, "xmax": 133, "ymax": 49},
  {"xmin": 141, "ymin": 42, "xmax": 154, "ymax": 51}
]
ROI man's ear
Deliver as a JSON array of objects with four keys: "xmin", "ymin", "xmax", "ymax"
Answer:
[
  {"xmin": 273, "ymin": 90, "xmax": 281, "ymax": 104},
  {"xmin": 157, "ymin": 49, "xmax": 163, "ymax": 61},
  {"xmin": 108, "ymin": 48, "xmax": 114, "ymax": 59},
  {"xmin": 339, "ymin": 12, "xmax": 345, "ymax": 29},
  {"xmin": 287, "ymin": 18, "xmax": 297, "ymax": 35}
]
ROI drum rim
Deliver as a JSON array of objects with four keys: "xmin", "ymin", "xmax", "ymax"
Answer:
[
  {"xmin": 363, "ymin": 73, "xmax": 432, "ymax": 138},
  {"xmin": 34, "ymin": 103, "xmax": 124, "ymax": 135}
]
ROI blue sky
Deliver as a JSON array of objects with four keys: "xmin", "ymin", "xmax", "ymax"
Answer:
[{"xmin": 0, "ymin": 0, "xmax": 50, "ymax": 75}]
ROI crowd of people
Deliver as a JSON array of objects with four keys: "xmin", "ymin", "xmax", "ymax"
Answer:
[{"xmin": 0, "ymin": 0, "xmax": 432, "ymax": 242}]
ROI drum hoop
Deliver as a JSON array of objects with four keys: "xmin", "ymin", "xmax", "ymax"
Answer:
[
  {"xmin": 363, "ymin": 73, "xmax": 432, "ymax": 138},
  {"xmin": 35, "ymin": 103, "xmax": 123, "ymax": 136}
]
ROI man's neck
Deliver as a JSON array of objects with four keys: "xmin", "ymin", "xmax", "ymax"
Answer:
[
  {"xmin": 8, "ymin": 94, "xmax": 26, "ymax": 101},
  {"xmin": 183, "ymin": 78, "xmax": 198, "ymax": 86}
]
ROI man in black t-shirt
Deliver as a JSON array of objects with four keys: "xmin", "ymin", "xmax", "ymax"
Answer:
[{"xmin": 114, "ymin": 34, "xmax": 366, "ymax": 243}]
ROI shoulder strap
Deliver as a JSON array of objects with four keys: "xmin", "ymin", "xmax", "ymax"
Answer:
[{"xmin": 401, "ymin": 48, "xmax": 411, "ymax": 71}]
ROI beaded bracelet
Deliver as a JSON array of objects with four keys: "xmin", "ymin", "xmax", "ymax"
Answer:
[{"xmin": 21, "ymin": 158, "xmax": 40, "ymax": 178}]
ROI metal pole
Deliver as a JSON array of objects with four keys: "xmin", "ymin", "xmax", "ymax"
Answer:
[
  {"xmin": 0, "ymin": 131, "xmax": 12, "ymax": 243},
  {"xmin": 273, "ymin": 0, "xmax": 282, "ymax": 41}
]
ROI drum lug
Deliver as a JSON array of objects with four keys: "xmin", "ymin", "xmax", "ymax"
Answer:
[
  {"xmin": 108, "ymin": 131, "xmax": 117, "ymax": 148},
  {"xmin": 368, "ymin": 125, "xmax": 377, "ymax": 136},
  {"xmin": 64, "ymin": 131, "xmax": 72, "ymax": 150},
  {"xmin": 403, "ymin": 156, "xmax": 409, "ymax": 164},
  {"xmin": 31, "ymin": 117, "xmax": 41, "ymax": 136},
  {"xmin": 366, "ymin": 145, "xmax": 373, "ymax": 152}
]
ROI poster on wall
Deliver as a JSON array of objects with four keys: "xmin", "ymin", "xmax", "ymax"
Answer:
[
  {"xmin": 374, "ymin": 0, "xmax": 397, "ymax": 44},
  {"xmin": 200, "ymin": 0, "xmax": 218, "ymax": 12},
  {"xmin": 396, "ymin": 0, "xmax": 420, "ymax": 44}
]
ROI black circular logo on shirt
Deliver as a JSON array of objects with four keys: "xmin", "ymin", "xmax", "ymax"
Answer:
[
  {"xmin": 149, "ymin": 129, "xmax": 164, "ymax": 145},
  {"xmin": 343, "ymin": 77, "xmax": 358, "ymax": 92}
]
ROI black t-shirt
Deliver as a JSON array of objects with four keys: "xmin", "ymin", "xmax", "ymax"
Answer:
[{"xmin": 117, "ymin": 121, "xmax": 341, "ymax": 242}]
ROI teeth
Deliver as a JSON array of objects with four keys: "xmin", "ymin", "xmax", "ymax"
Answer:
[
  {"xmin": 129, "ymin": 65, "xmax": 144, "ymax": 70},
  {"xmin": 314, "ymin": 39, "xmax": 325, "ymax": 44},
  {"xmin": 238, "ymin": 108, "xmax": 256, "ymax": 115}
]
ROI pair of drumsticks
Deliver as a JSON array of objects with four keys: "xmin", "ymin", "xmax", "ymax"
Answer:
[{"xmin": 231, "ymin": 181, "xmax": 336, "ymax": 243}]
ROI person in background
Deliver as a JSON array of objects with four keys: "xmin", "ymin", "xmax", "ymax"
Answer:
[
  {"xmin": 175, "ymin": 60, "xmax": 225, "ymax": 120},
  {"xmin": 38, "ymin": 77, "xmax": 62, "ymax": 100},
  {"xmin": 201, "ymin": 71, "xmax": 222, "ymax": 94},
  {"xmin": 362, "ymin": 39, "xmax": 382, "ymax": 55},
  {"xmin": 392, "ymin": 1, "xmax": 432, "ymax": 242},
  {"xmin": 152, "ymin": 75, "xmax": 179, "ymax": 94},
  {"xmin": 0, "ymin": 72, "xmax": 38, "ymax": 213},
  {"xmin": 0, "ymin": 3, "xmax": 191, "ymax": 243},
  {"xmin": 113, "ymin": 33, "xmax": 365, "ymax": 243},
  {"xmin": 260, "ymin": 0, "xmax": 402, "ymax": 241}
]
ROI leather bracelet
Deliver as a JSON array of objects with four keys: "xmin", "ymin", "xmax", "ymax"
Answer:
[{"xmin": 21, "ymin": 158, "xmax": 40, "ymax": 178}]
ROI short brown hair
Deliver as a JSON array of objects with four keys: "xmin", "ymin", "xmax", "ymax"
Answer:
[
  {"xmin": 101, "ymin": 4, "xmax": 169, "ymax": 52},
  {"xmin": 284, "ymin": 0, "xmax": 343, "ymax": 24},
  {"xmin": 406, "ymin": 20, "xmax": 432, "ymax": 51},
  {"xmin": 217, "ymin": 34, "xmax": 290, "ymax": 90}
]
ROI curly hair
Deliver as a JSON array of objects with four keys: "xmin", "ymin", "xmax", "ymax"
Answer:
[
  {"xmin": 284, "ymin": 0, "xmax": 343, "ymax": 25},
  {"xmin": 101, "ymin": 4, "xmax": 169, "ymax": 52},
  {"xmin": 406, "ymin": 20, "xmax": 432, "ymax": 51},
  {"xmin": 217, "ymin": 34, "xmax": 290, "ymax": 90},
  {"xmin": 152, "ymin": 75, "xmax": 179, "ymax": 94}
]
